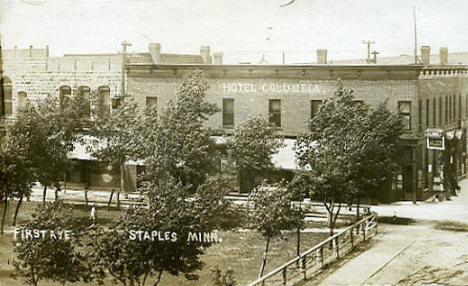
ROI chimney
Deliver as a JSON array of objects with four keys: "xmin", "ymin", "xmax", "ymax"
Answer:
[
  {"xmin": 316, "ymin": 49, "xmax": 327, "ymax": 64},
  {"xmin": 439, "ymin": 47, "xmax": 448, "ymax": 65},
  {"xmin": 149, "ymin": 43, "xmax": 161, "ymax": 64},
  {"xmin": 420, "ymin": 46, "xmax": 430, "ymax": 65},
  {"xmin": 213, "ymin": 52, "xmax": 223, "ymax": 65},
  {"xmin": 200, "ymin": 46, "xmax": 212, "ymax": 64}
]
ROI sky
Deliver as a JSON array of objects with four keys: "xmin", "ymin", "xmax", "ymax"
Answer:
[{"xmin": 0, "ymin": 0, "xmax": 467, "ymax": 63}]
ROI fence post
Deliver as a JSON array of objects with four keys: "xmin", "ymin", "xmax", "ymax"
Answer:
[
  {"xmin": 282, "ymin": 266, "xmax": 287, "ymax": 285},
  {"xmin": 302, "ymin": 255, "xmax": 307, "ymax": 280},
  {"xmin": 335, "ymin": 237, "xmax": 339, "ymax": 259},
  {"xmin": 84, "ymin": 190, "xmax": 88, "ymax": 206},
  {"xmin": 350, "ymin": 228, "xmax": 354, "ymax": 248},
  {"xmin": 320, "ymin": 246, "xmax": 324, "ymax": 268},
  {"xmin": 363, "ymin": 221, "xmax": 366, "ymax": 242}
]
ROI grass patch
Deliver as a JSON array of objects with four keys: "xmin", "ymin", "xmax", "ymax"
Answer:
[
  {"xmin": 0, "ymin": 201, "xmax": 341, "ymax": 285},
  {"xmin": 377, "ymin": 216, "xmax": 415, "ymax": 225},
  {"xmin": 434, "ymin": 220, "xmax": 468, "ymax": 232}
]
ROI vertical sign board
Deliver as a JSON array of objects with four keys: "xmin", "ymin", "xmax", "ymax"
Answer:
[{"xmin": 425, "ymin": 129, "xmax": 445, "ymax": 150}]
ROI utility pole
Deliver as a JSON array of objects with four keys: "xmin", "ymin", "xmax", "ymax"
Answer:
[
  {"xmin": 362, "ymin": 40, "xmax": 375, "ymax": 64},
  {"xmin": 371, "ymin": 50, "xmax": 380, "ymax": 64},
  {"xmin": 413, "ymin": 6, "xmax": 419, "ymax": 64},
  {"xmin": 121, "ymin": 41, "xmax": 132, "ymax": 97}
]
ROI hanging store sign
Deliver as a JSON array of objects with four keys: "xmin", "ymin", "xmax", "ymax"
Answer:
[
  {"xmin": 427, "ymin": 137, "xmax": 445, "ymax": 150},
  {"xmin": 425, "ymin": 128, "xmax": 445, "ymax": 150}
]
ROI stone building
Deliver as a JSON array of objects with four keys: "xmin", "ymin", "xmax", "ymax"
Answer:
[
  {"xmin": 0, "ymin": 46, "xmax": 123, "ymax": 190},
  {"xmin": 126, "ymin": 43, "xmax": 468, "ymax": 201}
]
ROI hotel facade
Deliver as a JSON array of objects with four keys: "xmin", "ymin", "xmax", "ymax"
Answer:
[{"xmin": 1, "ymin": 44, "xmax": 468, "ymax": 202}]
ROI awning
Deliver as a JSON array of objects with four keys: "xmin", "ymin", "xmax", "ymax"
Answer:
[{"xmin": 272, "ymin": 139, "xmax": 299, "ymax": 170}]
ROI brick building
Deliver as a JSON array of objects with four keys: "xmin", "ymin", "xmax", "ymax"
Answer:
[
  {"xmin": 126, "ymin": 44, "xmax": 468, "ymax": 201},
  {"xmin": 1, "ymin": 44, "xmax": 468, "ymax": 201}
]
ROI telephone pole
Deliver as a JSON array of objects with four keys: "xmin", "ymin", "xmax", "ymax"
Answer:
[
  {"xmin": 413, "ymin": 6, "xmax": 419, "ymax": 64},
  {"xmin": 121, "ymin": 41, "xmax": 132, "ymax": 97},
  {"xmin": 362, "ymin": 40, "xmax": 375, "ymax": 64}
]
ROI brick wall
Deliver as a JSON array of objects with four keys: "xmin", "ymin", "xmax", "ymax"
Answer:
[{"xmin": 127, "ymin": 69, "xmax": 419, "ymax": 136}]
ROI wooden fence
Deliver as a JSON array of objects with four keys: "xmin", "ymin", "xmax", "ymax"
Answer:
[{"xmin": 246, "ymin": 212, "xmax": 378, "ymax": 286}]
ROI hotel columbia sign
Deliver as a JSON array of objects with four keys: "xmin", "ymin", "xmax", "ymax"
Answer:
[
  {"xmin": 220, "ymin": 82, "xmax": 324, "ymax": 94},
  {"xmin": 425, "ymin": 128, "xmax": 445, "ymax": 150}
]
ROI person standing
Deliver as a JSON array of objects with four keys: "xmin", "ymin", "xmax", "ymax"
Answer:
[{"xmin": 90, "ymin": 204, "xmax": 97, "ymax": 225}]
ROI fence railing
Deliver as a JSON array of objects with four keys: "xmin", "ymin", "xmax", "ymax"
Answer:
[{"xmin": 246, "ymin": 212, "xmax": 378, "ymax": 286}]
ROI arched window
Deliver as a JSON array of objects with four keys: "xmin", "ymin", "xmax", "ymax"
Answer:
[
  {"xmin": 59, "ymin": 85, "xmax": 72, "ymax": 109},
  {"xmin": 79, "ymin": 86, "xmax": 90, "ymax": 97},
  {"xmin": 1, "ymin": 77, "xmax": 12, "ymax": 116},
  {"xmin": 98, "ymin": 86, "xmax": 110, "ymax": 118},
  {"xmin": 17, "ymin": 91, "xmax": 27, "ymax": 112},
  {"xmin": 79, "ymin": 86, "xmax": 91, "ymax": 118}
]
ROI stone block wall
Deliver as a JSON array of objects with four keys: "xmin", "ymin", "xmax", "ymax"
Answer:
[{"xmin": 1, "ymin": 47, "xmax": 121, "ymax": 115}]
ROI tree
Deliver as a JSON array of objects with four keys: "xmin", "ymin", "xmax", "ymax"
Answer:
[
  {"xmin": 0, "ymin": 146, "xmax": 34, "ymax": 234},
  {"xmin": 296, "ymin": 82, "xmax": 370, "ymax": 235},
  {"xmin": 229, "ymin": 116, "xmax": 283, "ymax": 193},
  {"xmin": 7, "ymin": 94, "xmax": 90, "ymax": 203},
  {"xmin": 89, "ymin": 94, "xmax": 141, "ymax": 208},
  {"xmin": 91, "ymin": 174, "xmax": 234, "ymax": 286},
  {"xmin": 247, "ymin": 180, "xmax": 303, "ymax": 278},
  {"xmin": 90, "ymin": 71, "xmax": 237, "ymax": 285},
  {"xmin": 350, "ymin": 103, "xmax": 403, "ymax": 215},
  {"xmin": 296, "ymin": 81, "xmax": 403, "ymax": 234},
  {"xmin": 140, "ymin": 70, "xmax": 220, "ymax": 194},
  {"xmin": 12, "ymin": 201, "xmax": 95, "ymax": 286}
]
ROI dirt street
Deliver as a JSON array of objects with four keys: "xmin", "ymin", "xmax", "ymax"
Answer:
[{"xmin": 307, "ymin": 179, "xmax": 468, "ymax": 286}]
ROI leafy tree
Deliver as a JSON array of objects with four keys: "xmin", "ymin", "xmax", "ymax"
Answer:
[
  {"xmin": 247, "ymin": 180, "xmax": 303, "ymax": 278},
  {"xmin": 296, "ymin": 82, "xmax": 370, "ymax": 235},
  {"xmin": 12, "ymin": 201, "xmax": 95, "ymax": 286},
  {"xmin": 0, "ymin": 146, "xmax": 34, "ymax": 234},
  {"xmin": 89, "ymin": 94, "xmax": 142, "ymax": 208},
  {"xmin": 229, "ymin": 115, "xmax": 283, "ymax": 192},
  {"xmin": 7, "ymin": 94, "xmax": 90, "ymax": 203},
  {"xmin": 141, "ymin": 70, "xmax": 220, "ymax": 194},
  {"xmin": 91, "ymin": 174, "xmax": 233, "ymax": 286},
  {"xmin": 296, "ymin": 81, "xmax": 403, "ymax": 233},
  {"xmin": 350, "ymin": 103, "xmax": 403, "ymax": 215}
]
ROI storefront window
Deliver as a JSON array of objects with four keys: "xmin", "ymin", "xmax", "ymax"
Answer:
[
  {"xmin": 98, "ymin": 86, "xmax": 111, "ymax": 118},
  {"xmin": 311, "ymin": 100, "xmax": 322, "ymax": 119},
  {"xmin": 17, "ymin": 91, "xmax": 27, "ymax": 112}
]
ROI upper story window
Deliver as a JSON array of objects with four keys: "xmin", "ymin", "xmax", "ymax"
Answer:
[
  {"xmin": 269, "ymin": 99, "xmax": 281, "ymax": 128},
  {"xmin": 425, "ymin": 99, "xmax": 429, "ymax": 128},
  {"xmin": 98, "ymin": 86, "xmax": 111, "ymax": 118},
  {"xmin": 1, "ymin": 77, "xmax": 12, "ymax": 116},
  {"xmin": 398, "ymin": 101, "xmax": 411, "ymax": 131},
  {"xmin": 17, "ymin": 91, "xmax": 27, "ymax": 112},
  {"xmin": 222, "ymin": 98, "xmax": 234, "ymax": 127},
  {"xmin": 79, "ymin": 86, "xmax": 91, "ymax": 118},
  {"xmin": 146, "ymin": 96, "xmax": 157, "ymax": 108},
  {"xmin": 59, "ymin": 85, "xmax": 72, "ymax": 109},
  {"xmin": 439, "ymin": 97, "xmax": 442, "ymax": 127},
  {"xmin": 445, "ymin": 96, "xmax": 448, "ymax": 125},
  {"xmin": 311, "ymin": 100, "xmax": 322, "ymax": 119},
  {"xmin": 417, "ymin": 100, "xmax": 422, "ymax": 131}
]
